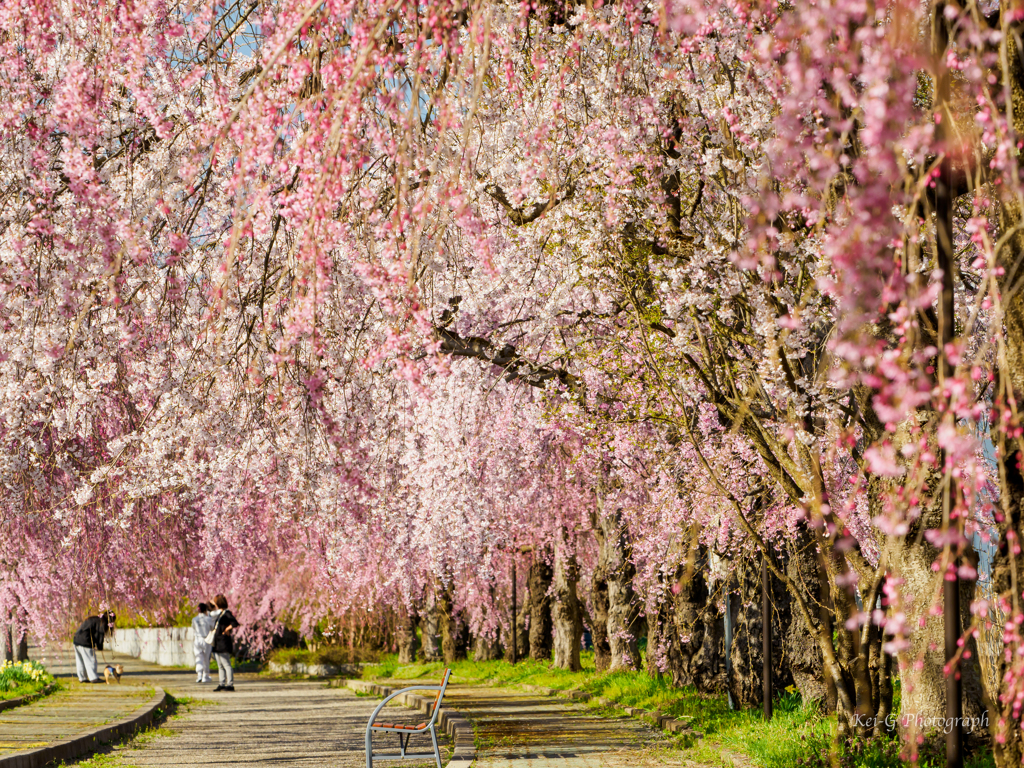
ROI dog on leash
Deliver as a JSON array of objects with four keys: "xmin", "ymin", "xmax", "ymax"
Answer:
[{"xmin": 103, "ymin": 664, "xmax": 123, "ymax": 684}]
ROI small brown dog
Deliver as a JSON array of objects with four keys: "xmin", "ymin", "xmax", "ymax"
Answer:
[{"xmin": 103, "ymin": 664, "xmax": 123, "ymax": 684}]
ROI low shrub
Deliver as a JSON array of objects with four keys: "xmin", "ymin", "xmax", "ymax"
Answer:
[
  {"xmin": 797, "ymin": 732, "xmax": 995, "ymax": 768},
  {"xmin": 0, "ymin": 659, "xmax": 55, "ymax": 700},
  {"xmin": 268, "ymin": 645, "xmax": 377, "ymax": 668}
]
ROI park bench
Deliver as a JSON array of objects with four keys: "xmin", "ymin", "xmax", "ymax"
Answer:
[{"xmin": 364, "ymin": 668, "xmax": 452, "ymax": 768}]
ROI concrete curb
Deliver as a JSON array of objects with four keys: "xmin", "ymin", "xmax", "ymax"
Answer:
[
  {"xmin": 517, "ymin": 683, "xmax": 702, "ymax": 739},
  {"xmin": 0, "ymin": 686, "xmax": 170, "ymax": 768},
  {"xmin": 0, "ymin": 684, "xmax": 58, "ymax": 714},
  {"xmin": 346, "ymin": 680, "xmax": 475, "ymax": 767}
]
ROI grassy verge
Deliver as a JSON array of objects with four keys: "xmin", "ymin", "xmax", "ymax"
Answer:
[
  {"xmin": 366, "ymin": 652, "xmax": 744, "ymax": 726},
  {"xmin": 363, "ymin": 653, "xmax": 995, "ymax": 768}
]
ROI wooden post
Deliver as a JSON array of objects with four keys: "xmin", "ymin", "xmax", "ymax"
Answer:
[
  {"xmin": 762, "ymin": 556, "xmax": 772, "ymax": 721},
  {"xmin": 819, "ymin": 555, "xmax": 838, "ymax": 713},
  {"xmin": 724, "ymin": 590, "xmax": 733, "ymax": 710}
]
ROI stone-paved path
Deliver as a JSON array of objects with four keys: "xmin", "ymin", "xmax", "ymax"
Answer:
[
  {"xmin": 14, "ymin": 650, "xmax": 697, "ymax": 767},
  {"xmin": 0, "ymin": 679, "xmax": 155, "ymax": 758},
  {"xmin": 20, "ymin": 648, "xmax": 450, "ymax": 767},
  {"xmin": 434, "ymin": 685, "xmax": 683, "ymax": 768}
]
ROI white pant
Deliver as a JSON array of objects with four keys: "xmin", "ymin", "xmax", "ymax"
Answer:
[
  {"xmin": 214, "ymin": 652, "xmax": 233, "ymax": 686},
  {"xmin": 194, "ymin": 643, "xmax": 212, "ymax": 681},
  {"xmin": 74, "ymin": 645, "xmax": 98, "ymax": 682}
]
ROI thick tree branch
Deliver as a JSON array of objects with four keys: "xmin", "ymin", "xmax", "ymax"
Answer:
[
  {"xmin": 483, "ymin": 182, "xmax": 575, "ymax": 225},
  {"xmin": 433, "ymin": 326, "xmax": 582, "ymax": 392}
]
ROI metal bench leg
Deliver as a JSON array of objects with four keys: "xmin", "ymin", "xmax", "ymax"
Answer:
[
  {"xmin": 399, "ymin": 732, "xmax": 409, "ymax": 757},
  {"xmin": 430, "ymin": 725, "xmax": 442, "ymax": 768},
  {"xmin": 365, "ymin": 728, "xmax": 373, "ymax": 768}
]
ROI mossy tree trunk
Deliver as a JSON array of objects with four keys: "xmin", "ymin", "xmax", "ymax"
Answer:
[
  {"xmin": 506, "ymin": 579, "xmax": 531, "ymax": 662},
  {"xmin": 646, "ymin": 546, "xmax": 727, "ymax": 693},
  {"xmin": 420, "ymin": 592, "xmax": 442, "ymax": 662},
  {"xmin": 396, "ymin": 608, "xmax": 419, "ymax": 664},
  {"xmin": 552, "ymin": 535, "xmax": 583, "ymax": 671},
  {"xmin": 589, "ymin": 570, "xmax": 611, "ymax": 671},
  {"xmin": 594, "ymin": 504, "xmax": 641, "ymax": 670},
  {"xmin": 527, "ymin": 549, "xmax": 554, "ymax": 662},
  {"xmin": 726, "ymin": 556, "xmax": 795, "ymax": 709},
  {"xmin": 987, "ymin": 20, "xmax": 1024, "ymax": 766}
]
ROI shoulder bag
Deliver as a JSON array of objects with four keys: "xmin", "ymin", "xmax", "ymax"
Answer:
[{"xmin": 203, "ymin": 613, "xmax": 222, "ymax": 646}]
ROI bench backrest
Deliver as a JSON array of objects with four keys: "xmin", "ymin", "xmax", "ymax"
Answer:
[{"xmin": 431, "ymin": 668, "xmax": 452, "ymax": 717}]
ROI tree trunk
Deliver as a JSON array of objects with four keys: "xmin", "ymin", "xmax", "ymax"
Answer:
[
  {"xmin": 473, "ymin": 586, "xmax": 504, "ymax": 661},
  {"xmin": 646, "ymin": 586, "xmax": 675, "ymax": 680},
  {"xmin": 396, "ymin": 609, "xmax": 419, "ymax": 664},
  {"xmin": 473, "ymin": 628, "xmax": 502, "ymax": 661},
  {"xmin": 727, "ymin": 557, "xmax": 795, "ymax": 709},
  {"xmin": 506, "ymin": 578, "xmax": 531, "ymax": 662},
  {"xmin": 989, "ymin": 31, "xmax": 1024, "ymax": 765},
  {"xmin": 590, "ymin": 571, "xmax": 611, "ymax": 671},
  {"xmin": 453, "ymin": 608, "xmax": 470, "ymax": 660},
  {"xmin": 988, "ymin": 189, "xmax": 1024, "ymax": 765},
  {"xmin": 781, "ymin": 539, "xmax": 828, "ymax": 705},
  {"xmin": 437, "ymin": 588, "xmax": 457, "ymax": 664},
  {"xmin": 421, "ymin": 592, "xmax": 442, "ymax": 662},
  {"xmin": 516, "ymin": 590, "xmax": 531, "ymax": 660},
  {"xmin": 528, "ymin": 550, "xmax": 554, "ymax": 662},
  {"xmin": 552, "ymin": 537, "xmax": 583, "ymax": 671},
  {"xmin": 987, "ymin": 423, "xmax": 1024, "ymax": 766},
  {"xmin": 595, "ymin": 507, "xmax": 641, "ymax": 670},
  {"xmin": 857, "ymin": 400, "xmax": 985, "ymax": 741},
  {"xmin": 16, "ymin": 632, "xmax": 27, "ymax": 662},
  {"xmin": 818, "ymin": 557, "xmax": 839, "ymax": 714},
  {"xmin": 889, "ymin": 528, "xmax": 987, "ymax": 741},
  {"xmin": 436, "ymin": 589, "xmax": 467, "ymax": 664},
  {"xmin": 646, "ymin": 547, "xmax": 727, "ymax": 693}
]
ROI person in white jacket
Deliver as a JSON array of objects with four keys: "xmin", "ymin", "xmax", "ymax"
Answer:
[{"xmin": 191, "ymin": 603, "xmax": 215, "ymax": 683}]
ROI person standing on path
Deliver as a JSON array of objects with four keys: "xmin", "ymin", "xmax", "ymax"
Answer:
[
  {"xmin": 190, "ymin": 603, "xmax": 215, "ymax": 684},
  {"xmin": 209, "ymin": 594, "xmax": 240, "ymax": 692},
  {"xmin": 72, "ymin": 612, "xmax": 114, "ymax": 683}
]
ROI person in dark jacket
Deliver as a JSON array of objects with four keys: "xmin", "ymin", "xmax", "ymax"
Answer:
[
  {"xmin": 209, "ymin": 595, "xmax": 240, "ymax": 691},
  {"xmin": 73, "ymin": 613, "xmax": 114, "ymax": 683}
]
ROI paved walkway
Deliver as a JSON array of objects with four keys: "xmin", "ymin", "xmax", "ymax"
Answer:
[
  {"xmin": 438, "ymin": 686, "xmax": 680, "ymax": 768},
  {"xmin": 10, "ymin": 648, "xmax": 450, "ymax": 767},
  {"xmin": 8, "ymin": 650, "xmax": 694, "ymax": 767},
  {"xmin": 0, "ymin": 680, "xmax": 154, "ymax": 758}
]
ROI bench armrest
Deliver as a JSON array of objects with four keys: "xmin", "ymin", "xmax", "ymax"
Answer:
[{"xmin": 364, "ymin": 685, "xmax": 444, "ymax": 730}]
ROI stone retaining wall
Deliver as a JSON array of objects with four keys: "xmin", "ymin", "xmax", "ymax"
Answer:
[{"xmin": 108, "ymin": 627, "xmax": 196, "ymax": 668}]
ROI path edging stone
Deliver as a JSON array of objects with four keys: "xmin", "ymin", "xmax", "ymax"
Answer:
[
  {"xmin": 517, "ymin": 682, "xmax": 703, "ymax": 739},
  {"xmin": 346, "ymin": 679, "xmax": 475, "ymax": 767},
  {"xmin": 0, "ymin": 683, "xmax": 58, "ymax": 714},
  {"xmin": 0, "ymin": 686, "xmax": 170, "ymax": 768}
]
